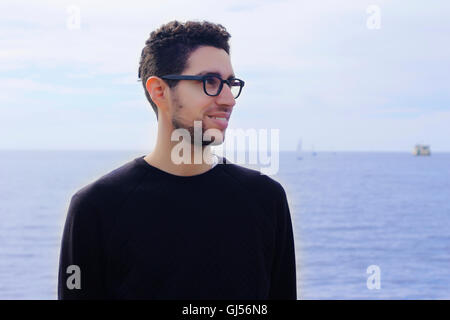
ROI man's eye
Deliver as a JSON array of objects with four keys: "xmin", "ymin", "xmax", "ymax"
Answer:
[{"xmin": 205, "ymin": 77, "xmax": 219, "ymax": 86}]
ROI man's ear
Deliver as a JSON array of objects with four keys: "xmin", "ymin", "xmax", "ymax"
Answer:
[{"xmin": 146, "ymin": 76, "xmax": 169, "ymax": 112}]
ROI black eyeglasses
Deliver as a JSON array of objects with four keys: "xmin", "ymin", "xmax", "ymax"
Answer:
[{"xmin": 161, "ymin": 74, "xmax": 245, "ymax": 99}]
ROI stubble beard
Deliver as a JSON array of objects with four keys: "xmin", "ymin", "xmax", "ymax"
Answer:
[{"xmin": 171, "ymin": 95, "xmax": 222, "ymax": 147}]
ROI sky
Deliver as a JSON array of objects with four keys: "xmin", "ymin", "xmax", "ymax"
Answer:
[{"xmin": 1, "ymin": 0, "xmax": 449, "ymax": 152}]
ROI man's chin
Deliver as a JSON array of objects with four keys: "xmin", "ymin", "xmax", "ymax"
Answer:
[
  {"xmin": 203, "ymin": 128, "xmax": 225, "ymax": 146},
  {"xmin": 173, "ymin": 119, "xmax": 225, "ymax": 146}
]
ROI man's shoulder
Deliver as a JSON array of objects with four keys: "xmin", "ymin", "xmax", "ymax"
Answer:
[
  {"xmin": 71, "ymin": 156, "xmax": 147, "ymax": 210},
  {"xmin": 221, "ymin": 158, "xmax": 285, "ymax": 199}
]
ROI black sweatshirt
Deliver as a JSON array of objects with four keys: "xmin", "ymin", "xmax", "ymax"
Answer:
[{"xmin": 58, "ymin": 155, "xmax": 297, "ymax": 300}]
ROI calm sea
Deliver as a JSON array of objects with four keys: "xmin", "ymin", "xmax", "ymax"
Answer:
[{"xmin": 0, "ymin": 150, "xmax": 449, "ymax": 299}]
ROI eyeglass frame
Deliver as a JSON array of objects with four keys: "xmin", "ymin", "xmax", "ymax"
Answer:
[{"xmin": 160, "ymin": 74, "xmax": 245, "ymax": 99}]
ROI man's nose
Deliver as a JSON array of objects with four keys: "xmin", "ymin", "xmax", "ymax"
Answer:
[{"xmin": 216, "ymin": 83, "xmax": 236, "ymax": 108}]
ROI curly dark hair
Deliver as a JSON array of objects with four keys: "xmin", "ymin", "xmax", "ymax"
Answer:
[{"xmin": 138, "ymin": 20, "xmax": 232, "ymax": 120}]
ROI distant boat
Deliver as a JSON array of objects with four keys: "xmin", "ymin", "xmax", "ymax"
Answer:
[
  {"xmin": 413, "ymin": 144, "xmax": 431, "ymax": 156},
  {"xmin": 296, "ymin": 139, "xmax": 302, "ymax": 160},
  {"xmin": 311, "ymin": 144, "xmax": 317, "ymax": 157}
]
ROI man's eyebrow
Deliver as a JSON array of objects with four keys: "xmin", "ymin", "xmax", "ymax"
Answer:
[{"xmin": 196, "ymin": 71, "xmax": 235, "ymax": 80}]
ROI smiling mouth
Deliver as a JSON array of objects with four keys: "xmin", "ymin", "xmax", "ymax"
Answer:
[
  {"xmin": 206, "ymin": 115, "xmax": 229, "ymax": 129},
  {"xmin": 207, "ymin": 116, "xmax": 227, "ymax": 121}
]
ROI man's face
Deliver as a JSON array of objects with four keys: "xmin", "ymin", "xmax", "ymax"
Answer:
[{"xmin": 168, "ymin": 46, "xmax": 237, "ymax": 146}]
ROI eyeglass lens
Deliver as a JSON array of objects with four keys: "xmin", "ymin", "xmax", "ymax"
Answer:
[{"xmin": 204, "ymin": 76, "xmax": 241, "ymax": 98}]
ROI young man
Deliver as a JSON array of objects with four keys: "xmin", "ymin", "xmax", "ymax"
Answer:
[{"xmin": 58, "ymin": 20, "xmax": 297, "ymax": 300}]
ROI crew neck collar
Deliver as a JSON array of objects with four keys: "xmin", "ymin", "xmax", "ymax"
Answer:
[{"xmin": 135, "ymin": 155, "xmax": 227, "ymax": 180}]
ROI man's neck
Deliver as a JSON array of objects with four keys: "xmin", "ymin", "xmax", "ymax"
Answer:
[{"xmin": 144, "ymin": 143, "xmax": 217, "ymax": 177}]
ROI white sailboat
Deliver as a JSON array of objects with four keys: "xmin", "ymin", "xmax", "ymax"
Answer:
[
  {"xmin": 311, "ymin": 144, "xmax": 317, "ymax": 156},
  {"xmin": 296, "ymin": 139, "xmax": 302, "ymax": 160}
]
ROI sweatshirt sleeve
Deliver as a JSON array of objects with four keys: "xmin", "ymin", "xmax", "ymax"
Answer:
[
  {"xmin": 58, "ymin": 193, "xmax": 107, "ymax": 299},
  {"xmin": 268, "ymin": 186, "xmax": 297, "ymax": 300}
]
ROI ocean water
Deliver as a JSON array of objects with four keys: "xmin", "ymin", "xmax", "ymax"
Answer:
[{"xmin": 0, "ymin": 150, "xmax": 449, "ymax": 299}]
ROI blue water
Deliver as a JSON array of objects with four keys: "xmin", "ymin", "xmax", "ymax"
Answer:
[{"xmin": 0, "ymin": 150, "xmax": 449, "ymax": 299}]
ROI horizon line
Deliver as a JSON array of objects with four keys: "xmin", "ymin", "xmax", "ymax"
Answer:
[{"xmin": 1, "ymin": 148, "xmax": 449, "ymax": 154}]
